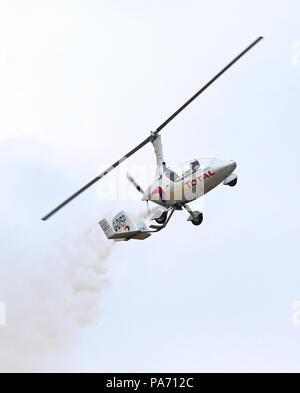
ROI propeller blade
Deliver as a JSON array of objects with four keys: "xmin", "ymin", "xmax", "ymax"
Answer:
[
  {"xmin": 127, "ymin": 172, "xmax": 151, "ymax": 214},
  {"xmin": 42, "ymin": 37, "xmax": 263, "ymax": 221},
  {"xmin": 127, "ymin": 173, "xmax": 145, "ymax": 195}
]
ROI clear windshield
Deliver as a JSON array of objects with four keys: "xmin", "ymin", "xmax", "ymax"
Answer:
[{"xmin": 168, "ymin": 157, "xmax": 215, "ymax": 181}]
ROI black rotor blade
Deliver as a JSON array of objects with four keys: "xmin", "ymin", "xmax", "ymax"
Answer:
[
  {"xmin": 154, "ymin": 36, "xmax": 263, "ymax": 135},
  {"xmin": 41, "ymin": 136, "xmax": 151, "ymax": 220},
  {"xmin": 42, "ymin": 37, "xmax": 263, "ymax": 221}
]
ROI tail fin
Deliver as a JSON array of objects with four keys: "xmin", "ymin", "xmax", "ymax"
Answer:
[
  {"xmin": 99, "ymin": 211, "xmax": 152, "ymax": 241},
  {"xmin": 99, "ymin": 219, "xmax": 115, "ymax": 239},
  {"xmin": 112, "ymin": 210, "xmax": 138, "ymax": 233},
  {"xmin": 99, "ymin": 211, "xmax": 138, "ymax": 239}
]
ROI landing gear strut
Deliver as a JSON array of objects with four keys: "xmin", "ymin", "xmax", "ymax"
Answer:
[
  {"xmin": 182, "ymin": 204, "xmax": 204, "ymax": 226},
  {"xmin": 149, "ymin": 208, "xmax": 176, "ymax": 233}
]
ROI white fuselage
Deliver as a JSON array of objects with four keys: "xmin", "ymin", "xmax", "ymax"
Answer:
[{"xmin": 142, "ymin": 158, "xmax": 237, "ymax": 208}]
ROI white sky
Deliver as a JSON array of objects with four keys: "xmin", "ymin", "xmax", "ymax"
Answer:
[{"xmin": 0, "ymin": 0, "xmax": 299, "ymax": 372}]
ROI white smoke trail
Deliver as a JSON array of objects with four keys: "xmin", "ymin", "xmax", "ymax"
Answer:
[
  {"xmin": 0, "ymin": 225, "xmax": 113, "ymax": 373},
  {"xmin": 0, "ymin": 138, "xmax": 159, "ymax": 372},
  {"xmin": 0, "ymin": 206, "xmax": 155, "ymax": 372},
  {"xmin": 61, "ymin": 225, "xmax": 113, "ymax": 326}
]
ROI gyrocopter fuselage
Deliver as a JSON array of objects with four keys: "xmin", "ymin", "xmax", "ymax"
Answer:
[
  {"xmin": 99, "ymin": 134, "xmax": 237, "ymax": 241},
  {"xmin": 42, "ymin": 37, "xmax": 263, "ymax": 241}
]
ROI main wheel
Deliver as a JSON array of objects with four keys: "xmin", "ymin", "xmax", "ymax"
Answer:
[
  {"xmin": 191, "ymin": 213, "xmax": 203, "ymax": 226},
  {"xmin": 155, "ymin": 211, "xmax": 168, "ymax": 224}
]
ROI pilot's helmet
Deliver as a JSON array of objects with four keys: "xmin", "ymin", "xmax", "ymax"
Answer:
[{"xmin": 190, "ymin": 159, "xmax": 200, "ymax": 172}]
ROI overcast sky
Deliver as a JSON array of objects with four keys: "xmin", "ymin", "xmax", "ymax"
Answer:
[{"xmin": 0, "ymin": 0, "xmax": 299, "ymax": 372}]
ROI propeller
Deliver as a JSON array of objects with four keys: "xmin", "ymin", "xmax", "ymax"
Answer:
[
  {"xmin": 42, "ymin": 37, "xmax": 263, "ymax": 221},
  {"xmin": 127, "ymin": 173, "xmax": 150, "ymax": 214},
  {"xmin": 126, "ymin": 173, "xmax": 145, "ymax": 195}
]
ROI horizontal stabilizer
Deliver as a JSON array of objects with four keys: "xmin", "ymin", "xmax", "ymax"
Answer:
[{"xmin": 108, "ymin": 231, "xmax": 151, "ymax": 241}]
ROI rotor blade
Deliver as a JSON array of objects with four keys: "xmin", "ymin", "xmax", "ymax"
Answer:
[
  {"xmin": 42, "ymin": 37, "xmax": 263, "ymax": 221},
  {"xmin": 41, "ymin": 135, "xmax": 151, "ymax": 220},
  {"xmin": 127, "ymin": 173, "xmax": 145, "ymax": 194},
  {"xmin": 154, "ymin": 36, "xmax": 263, "ymax": 135}
]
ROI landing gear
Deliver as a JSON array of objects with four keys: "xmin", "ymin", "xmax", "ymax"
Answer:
[
  {"xmin": 149, "ymin": 208, "xmax": 176, "ymax": 233},
  {"xmin": 182, "ymin": 204, "xmax": 204, "ymax": 227},
  {"xmin": 155, "ymin": 211, "xmax": 168, "ymax": 224},
  {"xmin": 191, "ymin": 213, "xmax": 203, "ymax": 226}
]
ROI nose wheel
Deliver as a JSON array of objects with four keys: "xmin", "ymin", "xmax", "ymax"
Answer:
[
  {"xmin": 182, "ymin": 204, "xmax": 204, "ymax": 227},
  {"xmin": 228, "ymin": 178, "xmax": 237, "ymax": 187}
]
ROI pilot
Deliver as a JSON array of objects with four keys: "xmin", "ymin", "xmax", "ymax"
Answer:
[
  {"xmin": 182, "ymin": 159, "xmax": 201, "ymax": 179},
  {"xmin": 190, "ymin": 159, "xmax": 200, "ymax": 173}
]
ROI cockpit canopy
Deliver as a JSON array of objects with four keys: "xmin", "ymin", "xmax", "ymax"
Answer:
[{"xmin": 163, "ymin": 157, "xmax": 215, "ymax": 182}]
